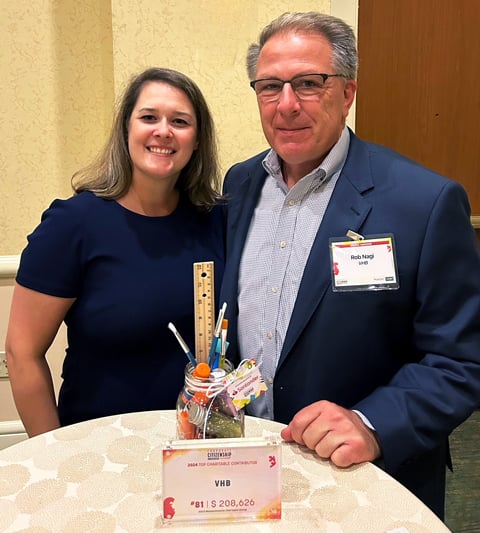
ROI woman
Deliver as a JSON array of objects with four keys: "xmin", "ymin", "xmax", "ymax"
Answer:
[{"xmin": 5, "ymin": 68, "xmax": 225, "ymax": 436}]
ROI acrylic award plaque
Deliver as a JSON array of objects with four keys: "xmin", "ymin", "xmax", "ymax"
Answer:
[{"xmin": 162, "ymin": 437, "xmax": 282, "ymax": 524}]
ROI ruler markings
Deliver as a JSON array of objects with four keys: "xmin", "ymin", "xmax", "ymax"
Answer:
[{"xmin": 193, "ymin": 261, "xmax": 215, "ymax": 364}]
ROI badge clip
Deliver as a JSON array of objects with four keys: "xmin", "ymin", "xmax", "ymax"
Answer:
[{"xmin": 346, "ymin": 229, "xmax": 364, "ymax": 241}]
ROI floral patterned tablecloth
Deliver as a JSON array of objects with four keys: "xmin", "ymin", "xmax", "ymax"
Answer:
[{"xmin": 0, "ymin": 411, "xmax": 451, "ymax": 532}]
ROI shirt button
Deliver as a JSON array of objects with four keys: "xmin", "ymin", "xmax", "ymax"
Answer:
[
  {"xmin": 272, "ymin": 286, "xmax": 278, "ymax": 293},
  {"xmin": 268, "ymin": 378, "xmax": 273, "ymax": 384},
  {"xmin": 280, "ymin": 241, "xmax": 287, "ymax": 248},
  {"xmin": 288, "ymin": 199, "xmax": 296, "ymax": 206},
  {"xmin": 266, "ymin": 332, "xmax": 273, "ymax": 340}
]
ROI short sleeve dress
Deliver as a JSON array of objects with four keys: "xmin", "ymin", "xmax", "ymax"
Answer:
[{"xmin": 16, "ymin": 191, "xmax": 225, "ymax": 426}]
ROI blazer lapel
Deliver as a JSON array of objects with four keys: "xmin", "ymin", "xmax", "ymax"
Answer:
[
  {"xmin": 225, "ymin": 164, "xmax": 267, "ymax": 273},
  {"xmin": 279, "ymin": 135, "xmax": 375, "ymax": 366}
]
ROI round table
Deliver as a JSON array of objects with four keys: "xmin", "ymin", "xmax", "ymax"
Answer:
[{"xmin": 0, "ymin": 411, "xmax": 451, "ymax": 532}]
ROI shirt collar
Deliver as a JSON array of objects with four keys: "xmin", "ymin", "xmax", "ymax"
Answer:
[{"xmin": 262, "ymin": 126, "xmax": 351, "ymax": 192}]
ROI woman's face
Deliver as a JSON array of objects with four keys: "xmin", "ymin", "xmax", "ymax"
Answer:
[{"xmin": 127, "ymin": 81, "xmax": 198, "ymax": 186}]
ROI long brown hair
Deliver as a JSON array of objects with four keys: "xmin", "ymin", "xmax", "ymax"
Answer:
[{"xmin": 72, "ymin": 67, "xmax": 221, "ymax": 209}]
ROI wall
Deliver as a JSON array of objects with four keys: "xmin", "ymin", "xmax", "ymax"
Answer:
[
  {"xmin": 0, "ymin": 1, "xmax": 358, "ymax": 424},
  {"xmin": 0, "ymin": 0, "xmax": 114, "ymax": 256}
]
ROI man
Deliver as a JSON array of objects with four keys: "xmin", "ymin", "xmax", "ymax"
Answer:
[{"xmin": 220, "ymin": 12, "xmax": 480, "ymax": 518}]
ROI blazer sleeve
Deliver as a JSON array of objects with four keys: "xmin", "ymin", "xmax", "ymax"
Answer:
[{"xmin": 353, "ymin": 178, "xmax": 480, "ymax": 473}]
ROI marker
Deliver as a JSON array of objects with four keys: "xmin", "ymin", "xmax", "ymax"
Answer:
[
  {"xmin": 168, "ymin": 322, "xmax": 197, "ymax": 368},
  {"xmin": 208, "ymin": 302, "xmax": 227, "ymax": 368}
]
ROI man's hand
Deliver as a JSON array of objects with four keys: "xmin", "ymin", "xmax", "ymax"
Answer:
[{"xmin": 280, "ymin": 400, "xmax": 381, "ymax": 467}]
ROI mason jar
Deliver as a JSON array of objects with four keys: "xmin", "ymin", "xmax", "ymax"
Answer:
[{"xmin": 176, "ymin": 360, "xmax": 245, "ymax": 439}]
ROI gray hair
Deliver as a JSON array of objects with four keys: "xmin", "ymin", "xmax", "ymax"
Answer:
[{"xmin": 247, "ymin": 12, "xmax": 358, "ymax": 81}]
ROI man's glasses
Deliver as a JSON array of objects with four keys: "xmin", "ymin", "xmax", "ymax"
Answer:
[{"xmin": 249, "ymin": 73, "xmax": 346, "ymax": 101}]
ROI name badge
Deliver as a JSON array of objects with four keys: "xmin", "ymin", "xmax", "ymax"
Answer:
[
  {"xmin": 330, "ymin": 233, "xmax": 399, "ymax": 291},
  {"xmin": 162, "ymin": 437, "xmax": 281, "ymax": 524}
]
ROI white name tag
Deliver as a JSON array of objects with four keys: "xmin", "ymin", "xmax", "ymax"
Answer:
[
  {"xmin": 330, "ymin": 234, "xmax": 399, "ymax": 291},
  {"xmin": 162, "ymin": 437, "xmax": 282, "ymax": 524}
]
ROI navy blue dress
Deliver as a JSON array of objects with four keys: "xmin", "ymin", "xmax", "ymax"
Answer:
[{"xmin": 17, "ymin": 191, "xmax": 225, "ymax": 426}]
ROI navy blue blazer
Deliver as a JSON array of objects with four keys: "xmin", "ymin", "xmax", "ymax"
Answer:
[{"xmin": 220, "ymin": 130, "xmax": 480, "ymax": 517}]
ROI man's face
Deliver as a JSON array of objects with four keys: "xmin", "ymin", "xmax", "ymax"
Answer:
[{"xmin": 254, "ymin": 31, "xmax": 357, "ymax": 180}]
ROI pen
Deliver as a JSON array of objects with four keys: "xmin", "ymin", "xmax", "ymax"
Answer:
[
  {"xmin": 167, "ymin": 322, "xmax": 197, "ymax": 368},
  {"xmin": 208, "ymin": 302, "xmax": 227, "ymax": 368}
]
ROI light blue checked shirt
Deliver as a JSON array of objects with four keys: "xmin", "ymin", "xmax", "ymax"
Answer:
[{"xmin": 239, "ymin": 127, "xmax": 351, "ymax": 420}]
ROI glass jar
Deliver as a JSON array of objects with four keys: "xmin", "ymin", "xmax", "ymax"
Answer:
[{"xmin": 176, "ymin": 360, "xmax": 245, "ymax": 439}]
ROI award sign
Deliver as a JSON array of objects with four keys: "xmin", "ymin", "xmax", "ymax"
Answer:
[{"xmin": 162, "ymin": 437, "xmax": 282, "ymax": 524}]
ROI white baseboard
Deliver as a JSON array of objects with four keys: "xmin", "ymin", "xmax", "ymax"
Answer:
[{"xmin": 0, "ymin": 420, "xmax": 27, "ymax": 450}]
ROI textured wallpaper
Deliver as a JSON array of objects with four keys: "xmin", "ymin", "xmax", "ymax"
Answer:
[
  {"xmin": 0, "ymin": 0, "xmax": 114, "ymax": 255},
  {"xmin": 0, "ymin": 0, "xmax": 356, "ymax": 255}
]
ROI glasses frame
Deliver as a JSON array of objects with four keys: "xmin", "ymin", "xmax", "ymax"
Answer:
[{"xmin": 249, "ymin": 73, "xmax": 346, "ymax": 99}]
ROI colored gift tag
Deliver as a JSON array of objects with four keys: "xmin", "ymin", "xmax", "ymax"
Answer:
[{"xmin": 224, "ymin": 360, "xmax": 268, "ymax": 409}]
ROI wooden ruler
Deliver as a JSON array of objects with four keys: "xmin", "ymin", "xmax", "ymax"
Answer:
[{"xmin": 193, "ymin": 261, "xmax": 215, "ymax": 363}]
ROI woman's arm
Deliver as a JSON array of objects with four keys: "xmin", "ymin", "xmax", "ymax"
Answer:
[{"xmin": 5, "ymin": 283, "xmax": 75, "ymax": 437}]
